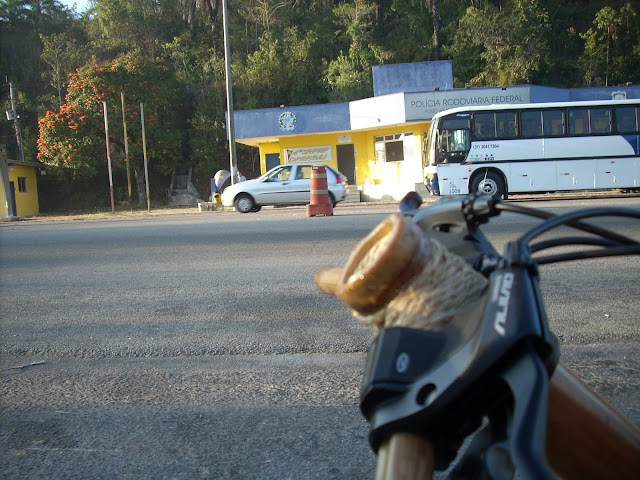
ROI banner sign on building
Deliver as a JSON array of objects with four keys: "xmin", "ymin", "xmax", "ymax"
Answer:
[
  {"xmin": 405, "ymin": 86, "xmax": 531, "ymax": 121},
  {"xmin": 285, "ymin": 146, "xmax": 332, "ymax": 164}
]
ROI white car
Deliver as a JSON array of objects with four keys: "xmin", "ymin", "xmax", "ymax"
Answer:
[{"xmin": 221, "ymin": 164, "xmax": 347, "ymax": 213}]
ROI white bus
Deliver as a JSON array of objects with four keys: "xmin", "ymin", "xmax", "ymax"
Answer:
[{"xmin": 422, "ymin": 99, "xmax": 640, "ymax": 199}]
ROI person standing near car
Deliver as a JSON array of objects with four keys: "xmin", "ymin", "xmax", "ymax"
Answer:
[{"xmin": 237, "ymin": 171, "xmax": 246, "ymax": 182}]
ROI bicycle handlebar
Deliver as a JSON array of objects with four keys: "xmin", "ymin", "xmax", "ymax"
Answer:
[{"xmin": 315, "ymin": 193, "xmax": 640, "ymax": 479}]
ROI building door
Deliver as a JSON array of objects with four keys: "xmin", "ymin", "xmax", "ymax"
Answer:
[
  {"xmin": 9, "ymin": 181, "xmax": 17, "ymax": 216},
  {"xmin": 337, "ymin": 144, "xmax": 356, "ymax": 184},
  {"xmin": 265, "ymin": 153, "xmax": 280, "ymax": 172}
]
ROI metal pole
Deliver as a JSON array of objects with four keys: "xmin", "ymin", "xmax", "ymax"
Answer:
[
  {"xmin": 8, "ymin": 82, "xmax": 25, "ymax": 163},
  {"xmin": 140, "ymin": 102, "xmax": 150, "ymax": 212},
  {"xmin": 0, "ymin": 144, "xmax": 14, "ymax": 218},
  {"xmin": 102, "ymin": 101, "xmax": 115, "ymax": 214},
  {"xmin": 222, "ymin": 0, "xmax": 238, "ymax": 185},
  {"xmin": 121, "ymin": 92, "xmax": 132, "ymax": 209}
]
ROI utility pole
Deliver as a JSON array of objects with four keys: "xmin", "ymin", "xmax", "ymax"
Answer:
[
  {"xmin": 0, "ymin": 144, "xmax": 14, "ymax": 218},
  {"xmin": 8, "ymin": 82, "xmax": 25, "ymax": 163},
  {"xmin": 140, "ymin": 102, "xmax": 150, "ymax": 212},
  {"xmin": 121, "ymin": 92, "xmax": 132, "ymax": 209},
  {"xmin": 102, "ymin": 101, "xmax": 116, "ymax": 214},
  {"xmin": 222, "ymin": 0, "xmax": 238, "ymax": 185}
]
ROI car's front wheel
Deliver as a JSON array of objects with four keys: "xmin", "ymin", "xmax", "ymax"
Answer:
[{"xmin": 234, "ymin": 194, "xmax": 256, "ymax": 213}]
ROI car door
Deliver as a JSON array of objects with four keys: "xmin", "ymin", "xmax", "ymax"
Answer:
[
  {"xmin": 289, "ymin": 165, "xmax": 313, "ymax": 203},
  {"xmin": 252, "ymin": 165, "xmax": 297, "ymax": 204}
]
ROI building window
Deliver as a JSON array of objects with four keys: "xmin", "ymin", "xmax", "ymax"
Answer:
[
  {"xmin": 18, "ymin": 177, "xmax": 27, "ymax": 192},
  {"xmin": 374, "ymin": 132, "xmax": 413, "ymax": 163}
]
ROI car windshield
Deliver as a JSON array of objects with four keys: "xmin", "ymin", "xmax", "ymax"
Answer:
[{"xmin": 264, "ymin": 165, "xmax": 291, "ymax": 182}]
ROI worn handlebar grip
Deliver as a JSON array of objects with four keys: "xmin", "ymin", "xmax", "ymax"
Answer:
[{"xmin": 375, "ymin": 433, "xmax": 434, "ymax": 480}]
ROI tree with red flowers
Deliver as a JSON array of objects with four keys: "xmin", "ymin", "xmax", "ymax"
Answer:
[{"xmin": 37, "ymin": 53, "xmax": 186, "ymax": 202}]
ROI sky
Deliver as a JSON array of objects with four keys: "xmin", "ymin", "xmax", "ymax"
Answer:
[{"xmin": 59, "ymin": 0, "xmax": 92, "ymax": 13}]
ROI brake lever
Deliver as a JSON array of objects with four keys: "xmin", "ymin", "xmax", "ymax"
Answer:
[
  {"xmin": 401, "ymin": 193, "xmax": 501, "ymax": 272},
  {"xmin": 449, "ymin": 345, "xmax": 554, "ymax": 480}
]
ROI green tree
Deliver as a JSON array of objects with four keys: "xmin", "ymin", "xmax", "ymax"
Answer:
[
  {"xmin": 580, "ymin": 3, "xmax": 640, "ymax": 87},
  {"xmin": 0, "ymin": 0, "xmax": 28, "ymax": 24},
  {"xmin": 40, "ymin": 32, "xmax": 85, "ymax": 106},
  {"xmin": 92, "ymin": 0, "xmax": 182, "ymax": 59},
  {"xmin": 1, "ymin": 0, "xmax": 80, "ymax": 159},
  {"xmin": 27, "ymin": 0, "xmax": 67, "ymax": 29},
  {"xmin": 384, "ymin": 0, "xmax": 435, "ymax": 63},
  {"xmin": 426, "ymin": 0, "xmax": 441, "ymax": 60},
  {"xmin": 165, "ymin": 30, "xmax": 230, "ymax": 180},
  {"xmin": 182, "ymin": 0, "xmax": 221, "ymax": 51},
  {"xmin": 446, "ymin": 0, "xmax": 550, "ymax": 86},
  {"xmin": 324, "ymin": 0, "xmax": 391, "ymax": 102},
  {"xmin": 237, "ymin": 27, "xmax": 325, "ymax": 109}
]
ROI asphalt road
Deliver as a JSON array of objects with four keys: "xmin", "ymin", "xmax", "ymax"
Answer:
[{"xmin": 1, "ymin": 196, "xmax": 639, "ymax": 479}]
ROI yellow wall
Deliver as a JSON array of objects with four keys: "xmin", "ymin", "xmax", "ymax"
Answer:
[
  {"xmin": 256, "ymin": 123, "xmax": 430, "ymax": 186},
  {"xmin": 258, "ymin": 142, "xmax": 281, "ymax": 173},
  {"xmin": 0, "ymin": 164, "xmax": 40, "ymax": 217}
]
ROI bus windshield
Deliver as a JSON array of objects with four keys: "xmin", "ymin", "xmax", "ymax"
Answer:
[{"xmin": 435, "ymin": 116, "xmax": 470, "ymax": 164}]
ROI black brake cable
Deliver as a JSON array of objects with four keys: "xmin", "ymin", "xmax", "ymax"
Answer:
[
  {"xmin": 495, "ymin": 203, "xmax": 638, "ymax": 246},
  {"xmin": 529, "ymin": 236, "xmax": 618, "ymax": 253},
  {"xmin": 534, "ymin": 244, "xmax": 640, "ymax": 265},
  {"xmin": 517, "ymin": 207, "xmax": 640, "ymax": 246},
  {"xmin": 510, "ymin": 207, "xmax": 640, "ymax": 268}
]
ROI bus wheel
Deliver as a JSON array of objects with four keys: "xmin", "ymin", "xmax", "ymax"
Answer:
[{"xmin": 471, "ymin": 171, "xmax": 505, "ymax": 199}]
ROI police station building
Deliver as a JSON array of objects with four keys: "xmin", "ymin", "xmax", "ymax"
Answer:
[{"xmin": 233, "ymin": 61, "xmax": 640, "ymax": 201}]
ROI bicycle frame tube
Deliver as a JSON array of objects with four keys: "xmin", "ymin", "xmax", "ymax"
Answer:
[{"xmin": 546, "ymin": 364, "xmax": 640, "ymax": 480}]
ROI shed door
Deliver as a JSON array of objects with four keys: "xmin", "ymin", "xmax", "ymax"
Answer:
[{"xmin": 9, "ymin": 181, "xmax": 17, "ymax": 216}]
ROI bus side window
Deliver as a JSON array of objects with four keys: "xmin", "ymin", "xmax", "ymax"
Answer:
[
  {"xmin": 569, "ymin": 109, "xmax": 589, "ymax": 135},
  {"xmin": 521, "ymin": 111, "xmax": 542, "ymax": 137},
  {"xmin": 591, "ymin": 108, "xmax": 611, "ymax": 134},
  {"xmin": 615, "ymin": 106, "xmax": 639, "ymax": 133},
  {"xmin": 473, "ymin": 113, "xmax": 495, "ymax": 140},
  {"xmin": 543, "ymin": 110, "xmax": 564, "ymax": 136},
  {"xmin": 496, "ymin": 112, "xmax": 517, "ymax": 138}
]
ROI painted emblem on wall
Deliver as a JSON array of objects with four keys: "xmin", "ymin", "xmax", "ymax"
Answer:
[{"xmin": 278, "ymin": 111, "xmax": 297, "ymax": 132}]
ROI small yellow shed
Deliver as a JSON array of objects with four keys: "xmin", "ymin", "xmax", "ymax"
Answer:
[{"xmin": 1, "ymin": 158, "xmax": 42, "ymax": 218}]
